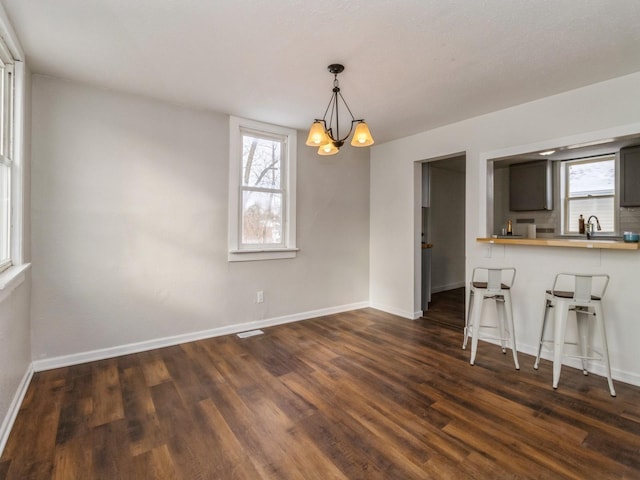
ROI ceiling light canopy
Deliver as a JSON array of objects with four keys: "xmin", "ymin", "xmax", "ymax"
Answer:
[{"xmin": 305, "ymin": 64, "xmax": 374, "ymax": 156}]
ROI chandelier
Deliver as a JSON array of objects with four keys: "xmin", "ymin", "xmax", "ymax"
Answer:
[{"xmin": 305, "ymin": 64, "xmax": 374, "ymax": 156}]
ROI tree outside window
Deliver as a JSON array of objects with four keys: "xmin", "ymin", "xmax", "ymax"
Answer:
[{"xmin": 240, "ymin": 130, "xmax": 285, "ymax": 246}]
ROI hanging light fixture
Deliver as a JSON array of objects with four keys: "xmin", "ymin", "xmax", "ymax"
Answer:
[{"xmin": 305, "ymin": 64, "xmax": 374, "ymax": 156}]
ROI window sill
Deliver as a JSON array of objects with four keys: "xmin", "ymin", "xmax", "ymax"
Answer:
[
  {"xmin": 228, "ymin": 248, "xmax": 299, "ymax": 262},
  {"xmin": 0, "ymin": 263, "xmax": 31, "ymax": 302}
]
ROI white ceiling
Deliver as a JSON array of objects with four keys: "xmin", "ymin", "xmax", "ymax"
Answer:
[{"xmin": 3, "ymin": 0, "xmax": 640, "ymax": 144}]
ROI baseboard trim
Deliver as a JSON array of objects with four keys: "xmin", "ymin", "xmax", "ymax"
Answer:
[
  {"xmin": 32, "ymin": 301, "xmax": 370, "ymax": 372},
  {"xmin": 431, "ymin": 281, "xmax": 466, "ymax": 294},
  {"xmin": 369, "ymin": 302, "xmax": 419, "ymax": 320},
  {"xmin": 480, "ymin": 338, "xmax": 640, "ymax": 388},
  {"xmin": 0, "ymin": 364, "xmax": 33, "ymax": 457}
]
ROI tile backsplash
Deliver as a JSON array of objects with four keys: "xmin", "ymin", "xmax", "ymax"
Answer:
[
  {"xmin": 499, "ymin": 210, "xmax": 558, "ymax": 237},
  {"xmin": 620, "ymin": 207, "xmax": 640, "ymax": 233}
]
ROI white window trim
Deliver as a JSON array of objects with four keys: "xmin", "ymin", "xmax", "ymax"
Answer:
[
  {"xmin": 228, "ymin": 116, "xmax": 298, "ymax": 262},
  {"xmin": 0, "ymin": 7, "xmax": 30, "ymax": 297}
]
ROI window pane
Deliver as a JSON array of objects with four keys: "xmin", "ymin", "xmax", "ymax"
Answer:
[
  {"xmin": 567, "ymin": 197, "xmax": 614, "ymax": 232},
  {"xmin": 242, "ymin": 133, "xmax": 282, "ymax": 188},
  {"xmin": 0, "ymin": 164, "xmax": 9, "ymax": 261},
  {"xmin": 568, "ymin": 159, "xmax": 614, "ymax": 197},
  {"xmin": 0, "ymin": 66, "xmax": 5, "ymax": 158},
  {"xmin": 242, "ymin": 190, "xmax": 283, "ymax": 245}
]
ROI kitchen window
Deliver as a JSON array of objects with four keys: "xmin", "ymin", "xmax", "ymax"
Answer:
[
  {"xmin": 228, "ymin": 116, "xmax": 297, "ymax": 261},
  {"xmin": 563, "ymin": 155, "xmax": 616, "ymax": 234}
]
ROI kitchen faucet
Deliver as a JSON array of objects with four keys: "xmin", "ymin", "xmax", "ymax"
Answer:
[{"xmin": 586, "ymin": 215, "xmax": 601, "ymax": 239}]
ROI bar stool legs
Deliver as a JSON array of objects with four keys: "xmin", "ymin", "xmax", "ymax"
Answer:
[
  {"xmin": 551, "ymin": 303, "xmax": 569, "ymax": 390},
  {"xmin": 502, "ymin": 293, "xmax": 519, "ymax": 370},
  {"xmin": 594, "ymin": 302, "xmax": 616, "ymax": 396},
  {"xmin": 534, "ymin": 273, "xmax": 615, "ymax": 397},
  {"xmin": 468, "ymin": 285, "xmax": 484, "ymax": 366},
  {"xmin": 533, "ymin": 298, "xmax": 551, "ymax": 371},
  {"xmin": 463, "ymin": 267, "xmax": 519, "ymax": 370}
]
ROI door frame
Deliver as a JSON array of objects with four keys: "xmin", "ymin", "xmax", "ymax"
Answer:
[{"xmin": 414, "ymin": 151, "xmax": 467, "ymax": 315}]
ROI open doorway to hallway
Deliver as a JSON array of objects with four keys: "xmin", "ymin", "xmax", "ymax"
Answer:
[
  {"xmin": 423, "ymin": 287, "xmax": 465, "ymax": 329},
  {"xmin": 420, "ymin": 154, "xmax": 466, "ymax": 328}
]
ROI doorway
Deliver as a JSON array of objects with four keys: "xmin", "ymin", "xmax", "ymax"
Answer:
[{"xmin": 420, "ymin": 154, "xmax": 466, "ymax": 328}]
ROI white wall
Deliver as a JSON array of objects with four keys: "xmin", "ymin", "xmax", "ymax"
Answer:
[
  {"xmin": 31, "ymin": 75, "xmax": 370, "ymax": 363},
  {"xmin": 371, "ymin": 71, "xmax": 640, "ymax": 385},
  {"xmin": 0, "ymin": 276, "xmax": 31, "ymax": 447}
]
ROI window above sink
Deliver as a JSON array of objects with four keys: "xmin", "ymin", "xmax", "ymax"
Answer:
[{"xmin": 563, "ymin": 155, "xmax": 615, "ymax": 235}]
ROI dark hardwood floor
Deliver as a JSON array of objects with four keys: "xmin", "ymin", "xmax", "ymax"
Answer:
[
  {"xmin": 2, "ymin": 307, "xmax": 640, "ymax": 479},
  {"xmin": 423, "ymin": 287, "xmax": 466, "ymax": 330}
]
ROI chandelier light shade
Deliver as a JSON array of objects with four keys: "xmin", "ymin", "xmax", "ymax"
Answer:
[
  {"xmin": 351, "ymin": 121, "xmax": 374, "ymax": 146},
  {"xmin": 305, "ymin": 121, "xmax": 331, "ymax": 147},
  {"xmin": 306, "ymin": 64, "xmax": 374, "ymax": 156},
  {"xmin": 318, "ymin": 142, "xmax": 339, "ymax": 156}
]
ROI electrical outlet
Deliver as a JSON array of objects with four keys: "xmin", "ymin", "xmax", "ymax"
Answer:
[{"xmin": 256, "ymin": 290, "xmax": 264, "ymax": 303}]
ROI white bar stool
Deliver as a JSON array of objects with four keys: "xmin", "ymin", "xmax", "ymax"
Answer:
[
  {"xmin": 533, "ymin": 273, "xmax": 616, "ymax": 397},
  {"xmin": 462, "ymin": 267, "xmax": 519, "ymax": 369}
]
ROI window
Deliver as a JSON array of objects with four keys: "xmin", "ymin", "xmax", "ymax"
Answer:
[
  {"xmin": 0, "ymin": 26, "xmax": 29, "ymax": 296},
  {"xmin": 0, "ymin": 37, "xmax": 14, "ymax": 273},
  {"xmin": 563, "ymin": 155, "xmax": 616, "ymax": 234},
  {"xmin": 228, "ymin": 116, "xmax": 297, "ymax": 261},
  {"xmin": 240, "ymin": 129, "xmax": 285, "ymax": 246}
]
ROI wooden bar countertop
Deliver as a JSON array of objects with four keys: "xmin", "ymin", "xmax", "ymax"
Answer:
[{"xmin": 476, "ymin": 236, "xmax": 640, "ymax": 250}]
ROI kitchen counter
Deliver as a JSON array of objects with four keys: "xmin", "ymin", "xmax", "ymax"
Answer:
[{"xmin": 476, "ymin": 237, "xmax": 639, "ymax": 250}]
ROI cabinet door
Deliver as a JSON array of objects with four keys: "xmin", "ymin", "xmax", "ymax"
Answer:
[
  {"xmin": 509, "ymin": 160, "xmax": 552, "ymax": 211},
  {"xmin": 620, "ymin": 146, "xmax": 640, "ymax": 207}
]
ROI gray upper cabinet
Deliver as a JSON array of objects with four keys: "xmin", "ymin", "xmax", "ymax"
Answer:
[
  {"xmin": 620, "ymin": 146, "xmax": 640, "ymax": 207},
  {"xmin": 509, "ymin": 160, "xmax": 553, "ymax": 211}
]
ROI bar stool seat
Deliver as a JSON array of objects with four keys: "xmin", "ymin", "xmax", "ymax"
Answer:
[
  {"xmin": 462, "ymin": 267, "xmax": 519, "ymax": 369},
  {"xmin": 534, "ymin": 273, "xmax": 615, "ymax": 396}
]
